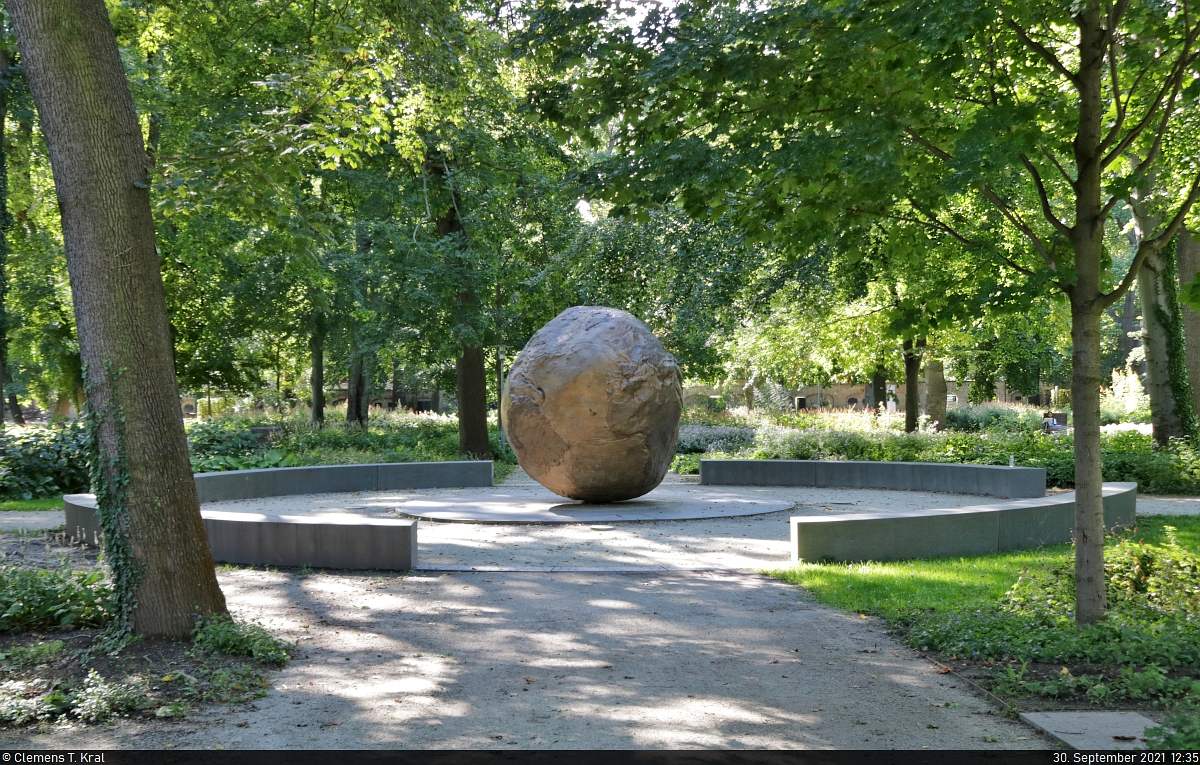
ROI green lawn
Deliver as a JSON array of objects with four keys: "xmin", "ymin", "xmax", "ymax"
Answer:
[
  {"xmin": 0, "ymin": 497, "xmax": 63, "ymax": 512},
  {"xmin": 769, "ymin": 514, "xmax": 1200, "ymax": 619}
]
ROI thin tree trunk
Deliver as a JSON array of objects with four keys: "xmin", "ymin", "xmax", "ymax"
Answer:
[
  {"xmin": 925, "ymin": 359, "xmax": 947, "ymax": 431},
  {"xmin": 390, "ymin": 360, "xmax": 401, "ymax": 410},
  {"xmin": 871, "ymin": 365, "xmax": 886, "ymax": 412},
  {"xmin": 431, "ymin": 389, "xmax": 441, "ymax": 414},
  {"xmin": 457, "ymin": 346, "xmax": 491, "ymax": 458},
  {"xmin": 9, "ymin": 0, "xmax": 226, "ymax": 638},
  {"xmin": 903, "ymin": 339, "xmax": 921, "ymax": 432},
  {"xmin": 1176, "ymin": 227, "xmax": 1200, "ymax": 416},
  {"xmin": 1070, "ymin": 6, "xmax": 1108, "ymax": 626},
  {"xmin": 309, "ymin": 316, "xmax": 325, "ymax": 426},
  {"xmin": 346, "ymin": 341, "xmax": 367, "ymax": 427},
  {"xmin": 1117, "ymin": 290, "xmax": 1139, "ymax": 368},
  {"xmin": 495, "ymin": 347, "xmax": 504, "ymax": 432},
  {"xmin": 0, "ymin": 47, "xmax": 10, "ymax": 435}
]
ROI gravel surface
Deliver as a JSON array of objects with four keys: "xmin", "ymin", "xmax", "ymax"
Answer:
[{"xmin": 0, "ymin": 568, "xmax": 1050, "ymax": 750}]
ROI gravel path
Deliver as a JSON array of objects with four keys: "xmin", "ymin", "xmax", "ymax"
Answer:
[{"xmin": 0, "ymin": 567, "xmax": 1049, "ymax": 750}]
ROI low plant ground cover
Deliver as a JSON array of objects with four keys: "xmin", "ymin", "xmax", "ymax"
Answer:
[
  {"xmin": 769, "ymin": 514, "xmax": 1200, "ymax": 742},
  {"xmin": 0, "ymin": 532, "xmax": 289, "ymax": 729}
]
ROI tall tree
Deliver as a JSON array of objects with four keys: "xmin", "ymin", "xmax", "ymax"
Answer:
[
  {"xmin": 8, "ymin": 0, "xmax": 226, "ymax": 638},
  {"xmin": 523, "ymin": 0, "xmax": 1200, "ymax": 625}
]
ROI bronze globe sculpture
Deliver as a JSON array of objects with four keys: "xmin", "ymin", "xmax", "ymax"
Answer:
[{"xmin": 502, "ymin": 306, "xmax": 683, "ymax": 502}]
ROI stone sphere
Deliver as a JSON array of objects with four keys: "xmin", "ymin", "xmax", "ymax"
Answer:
[{"xmin": 502, "ymin": 306, "xmax": 683, "ymax": 502}]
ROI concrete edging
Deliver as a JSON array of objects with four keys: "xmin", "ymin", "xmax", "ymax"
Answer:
[
  {"xmin": 789, "ymin": 482, "xmax": 1137, "ymax": 563},
  {"xmin": 64, "ymin": 460, "xmax": 493, "ymax": 570},
  {"xmin": 701, "ymin": 459, "xmax": 1047, "ymax": 498}
]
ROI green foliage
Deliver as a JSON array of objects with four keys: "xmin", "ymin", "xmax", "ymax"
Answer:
[
  {"xmin": 991, "ymin": 663, "xmax": 1200, "ymax": 704},
  {"xmin": 772, "ymin": 517, "xmax": 1200, "ymax": 701},
  {"xmin": 0, "ymin": 424, "xmax": 90, "ymax": 500},
  {"xmin": 675, "ymin": 425, "xmax": 756, "ymax": 454},
  {"xmin": 191, "ymin": 615, "xmax": 290, "ymax": 667},
  {"xmin": 1145, "ymin": 711, "xmax": 1200, "ymax": 750},
  {"xmin": 185, "ymin": 419, "xmax": 264, "ymax": 459},
  {"xmin": 70, "ymin": 669, "xmax": 147, "ymax": 723},
  {"xmin": 0, "ymin": 669, "xmax": 146, "ymax": 725},
  {"xmin": 0, "ymin": 566, "xmax": 113, "ymax": 633},
  {"xmin": 0, "ymin": 640, "xmax": 63, "ymax": 666},
  {"xmin": 941, "ymin": 406, "xmax": 1044, "ymax": 433}
]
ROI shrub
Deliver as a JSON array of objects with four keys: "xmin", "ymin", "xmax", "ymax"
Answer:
[
  {"xmin": 0, "ymin": 424, "xmax": 91, "ymax": 500},
  {"xmin": 70, "ymin": 669, "xmax": 147, "ymax": 722},
  {"xmin": 0, "ymin": 567, "xmax": 113, "ymax": 633},
  {"xmin": 1145, "ymin": 711, "xmax": 1200, "ymax": 750},
  {"xmin": 0, "ymin": 670, "xmax": 146, "ymax": 725},
  {"xmin": 185, "ymin": 419, "xmax": 264, "ymax": 459},
  {"xmin": 941, "ymin": 405, "xmax": 1044, "ymax": 433},
  {"xmin": 192, "ymin": 614, "xmax": 290, "ymax": 666},
  {"xmin": 675, "ymin": 425, "xmax": 756, "ymax": 454}
]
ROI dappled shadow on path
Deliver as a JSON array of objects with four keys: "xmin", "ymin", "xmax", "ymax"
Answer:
[{"xmin": 211, "ymin": 567, "xmax": 1037, "ymax": 750}]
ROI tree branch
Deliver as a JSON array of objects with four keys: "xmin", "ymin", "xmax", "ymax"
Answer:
[
  {"xmin": 977, "ymin": 183, "xmax": 1058, "ymax": 271},
  {"xmin": 1020, "ymin": 153, "xmax": 1074, "ymax": 236},
  {"xmin": 1099, "ymin": 171, "xmax": 1200, "ymax": 309},
  {"xmin": 1100, "ymin": 35, "xmax": 1198, "ymax": 164},
  {"xmin": 1002, "ymin": 15, "xmax": 1080, "ymax": 87}
]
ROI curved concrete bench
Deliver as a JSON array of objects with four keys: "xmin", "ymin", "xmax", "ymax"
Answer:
[
  {"xmin": 64, "ymin": 461, "xmax": 493, "ymax": 570},
  {"xmin": 789, "ymin": 483, "xmax": 1137, "ymax": 563},
  {"xmin": 701, "ymin": 459, "xmax": 1046, "ymax": 498}
]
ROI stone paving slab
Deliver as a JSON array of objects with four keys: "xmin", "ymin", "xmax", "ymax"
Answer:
[
  {"xmin": 1020, "ymin": 711, "xmax": 1157, "ymax": 750},
  {"xmin": 399, "ymin": 490, "xmax": 794, "ymax": 523}
]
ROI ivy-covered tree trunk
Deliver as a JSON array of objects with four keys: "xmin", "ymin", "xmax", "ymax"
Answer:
[
  {"xmin": 1175, "ymin": 228, "xmax": 1200, "ymax": 417},
  {"xmin": 925, "ymin": 359, "xmax": 947, "ymax": 431},
  {"xmin": 309, "ymin": 315, "xmax": 326, "ymax": 426},
  {"xmin": 1137, "ymin": 248, "xmax": 1188, "ymax": 445},
  {"xmin": 9, "ymin": 0, "xmax": 227, "ymax": 638}
]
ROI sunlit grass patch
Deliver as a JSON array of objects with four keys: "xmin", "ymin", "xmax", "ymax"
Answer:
[{"xmin": 0, "ymin": 497, "xmax": 63, "ymax": 512}]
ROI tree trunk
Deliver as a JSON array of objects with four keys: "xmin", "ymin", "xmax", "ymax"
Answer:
[
  {"xmin": 457, "ymin": 345, "xmax": 491, "ymax": 458},
  {"xmin": 903, "ymin": 339, "xmax": 921, "ymax": 432},
  {"xmin": 9, "ymin": 0, "xmax": 226, "ymax": 638},
  {"xmin": 0, "ymin": 47, "xmax": 10, "ymax": 435},
  {"xmin": 925, "ymin": 359, "xmax": 947, "ymax": 431},
  {"xmin": 495, "ymin": 347, "xmax": 504, "ymax": 432},
  {"xmin": 871, "ymin": 365, "xmax": 886, "ymax": 413},
  {"xmin": 1137, "ymin": 251, "xmax": 1186, "ymax": 445},
  {"xmin": 7, "ymin": 394, "xmax": 23, "ymax": 425},
  {"xmin": 1070, "ymin": 7, "xmax": 1108, "ymax": 626},
  {"xmin": 431, "ymin": 389, "xmax": 441, "ymax": 414},
  {"xmin": 1070, "ymin": 299, "xmax": 1107, "ymax": 625},
  {"xmin": 390, "ymin": 360, "xmax": 402, "ymax": 410},
  {"xmin": 309, "ymin": 316, "xmax": 325, "ymax": 426},
  {"xmin": 1117, "ymin": 290, "xmax": 1139, "ymax": 368},
  {"xmin": 346, "ymin": 341, "xmax": 368, "ymax": 427},
  {"xmin": 1175, "ymin": 227, "xmax": 1200, "ymax": 417}
]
